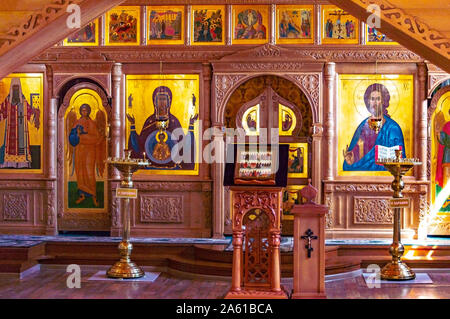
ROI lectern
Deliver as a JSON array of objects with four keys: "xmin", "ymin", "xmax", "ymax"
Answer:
[{"xmin": 224, "ymin": 144, "xmax": 288, "ymax": 299}]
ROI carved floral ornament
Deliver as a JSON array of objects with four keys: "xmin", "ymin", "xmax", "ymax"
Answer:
[
  {"xmin": 0, "ymin": 0, "xmax": 84, "ymax": 54},
  {"xmin": 354, "ymin": 197, "xmax": 393, "ymax": 224},
  {"xmin": 359, "ymin": 0, "xmax": 450, "ymax": 56},
  {"xmin": 214, "ymin": 72, "xmax": 320, "ymax": 125},
  {"xmin": 233, "ymin": 191, "xmax": 278, "ymax": 228}
]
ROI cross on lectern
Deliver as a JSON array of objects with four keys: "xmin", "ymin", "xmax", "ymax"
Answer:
[{"xmin": 301, "ymin": 229, "xmax": 318, "ymax": 258}]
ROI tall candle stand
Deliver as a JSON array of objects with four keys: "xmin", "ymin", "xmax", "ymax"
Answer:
[
  {"xmin": 106, "ymin": 150, "xmax": 149, "ymax": 278},
  {"xmin": 376, "ymin": 149, "xmax": 421, "ymax": 280}
]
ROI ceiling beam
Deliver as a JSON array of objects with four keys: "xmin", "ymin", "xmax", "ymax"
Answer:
[
  {"xmin": 0, "ymin": 0, "xmax": 126, "ymax": 80},
  {"xmin": 327, "ymin": 0, "xmax": 450, "ymax": 73}
]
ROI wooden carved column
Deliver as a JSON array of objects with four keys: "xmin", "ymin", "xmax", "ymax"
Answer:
[
  {"xmin": 110, "ymin": 63, "xmax": 123, "ymax": 235},
  {"xmin": 211, "ymin": 126, "xmax": 225, "ymax": 238},
  {"xmin": 225, "ymin": 187, "xmax": 288, "ymax": 299},
  {"xmin": 46, "ymin": 65, "xmax": 57, "ymax": 235},
  {"xmin": 202, "ymin": 63, "xmax": 212, "ymax": 181},
  {"xmin": 111, "ymin": 63, "xmax": 123, "ymax": 167},
  {"xmin": 324, "ymin": 62, "xmax": 336, "ymax": 180},
  {"xmin": 417, "ymin": 63, "xmax": 428, "ymax": 181},
  {"xmin": 230, "ymin": 230, "xmax": 243, "ymax": 291}
]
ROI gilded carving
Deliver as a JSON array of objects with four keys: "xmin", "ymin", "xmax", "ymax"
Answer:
[
  {"xmin": 3, "ymin": 193, "xmax": 28, "ymax": 221},
  {"xmin": 140, "ymin": 195, "xmax": 183, "ymax": 223},
  {"xmin": 354, "ymin": 197, "xmax": 393, "ymax": 224}
]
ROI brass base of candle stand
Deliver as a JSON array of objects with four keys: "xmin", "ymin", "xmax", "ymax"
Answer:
[
  {"xmin": 107, "ymin": 261, "xmax": 145, "ymax": 279},
  {"xmin": 381, "ymin": 261, "xmax": 416, "ymax": 281}
]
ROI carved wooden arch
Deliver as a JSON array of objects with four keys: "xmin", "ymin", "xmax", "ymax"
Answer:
[
  {"xmin": 60, "ymin": 81, "xmax": 110, "ymax": 110},
  {"xmin": 232, "ymin": 191, "xmax": 278, "ymax": 230},
  {"xmin": 56, "ymin": 80, "xmax": 112, "ymax": 231},
  {"xmin": 235, "ymin": 86, "xmax": 303, "ymax": 137},
  {"xmin": 428, "ymin": 75, "xmax": 450, "ymax": 99},
  {"xmin": 214, "ymin": 72, "xmax": 320, "ymax": 127},
  {"xmin": 427, "ymin": 84, "xmax": 450, "ymax": 179}
]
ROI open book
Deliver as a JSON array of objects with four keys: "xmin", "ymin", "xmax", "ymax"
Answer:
[{"xmin": 375, "ymin": 145, "xmax": 402, "ymax": 164}]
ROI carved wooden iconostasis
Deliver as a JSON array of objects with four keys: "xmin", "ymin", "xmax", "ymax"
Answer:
[{"xmin": 0, "ymin": 1, "xmax": 447, "ymax": 240}]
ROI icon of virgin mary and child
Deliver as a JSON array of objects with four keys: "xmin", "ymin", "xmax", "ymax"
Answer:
[{"xmin": 126, "ymin": 86, "xmax": 198, "ymax": 170}]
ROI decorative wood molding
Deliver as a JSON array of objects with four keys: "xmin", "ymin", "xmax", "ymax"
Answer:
[
  {"xmin": 140, "ymin": 195, "xmax": 184, "ymax": 223},
  {"xmin": 133, "ymin": 181, "xmax": 212, "ymax": 192},
  {"xmin": 353, "ymin": 197, "xmax": 393, "ymax": 225},
  {"xmin": 0, "ymin": 180, "xmax": 54, "ymax": 190},
  {"xmin": 58, "ymin": 213, "xmax": 110, "ymax": 229},
  {"xmin": 33, "ymin": 45, "xmax": 422, "ymax": 64},
  {"xmin": 46, "ymin": 189, "xmax": 56, "ymax": 227},
  {"xmin": 325, "ymin": 183, "xmax": 427, "ymax": 193},
  {"xmin": 324, "ymin": 193, "xmax": 333, "ymax": 229},
  {"xmin": 111, "ymin": 196, "xmax": 120, "ymax": 228}
]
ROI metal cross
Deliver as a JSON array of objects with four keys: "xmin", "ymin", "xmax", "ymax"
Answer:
[{"xmin": 301, "ymin": 229, "xmax": 318, "ymax": 258}]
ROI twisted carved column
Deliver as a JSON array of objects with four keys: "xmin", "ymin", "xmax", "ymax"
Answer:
[
  {"xmin": 417, "ymin": 63, "xmax": 428, "ymax": 181},
  {"xmin": 324, "ymin": 62, "xmax": 336, "ymax": 180}
]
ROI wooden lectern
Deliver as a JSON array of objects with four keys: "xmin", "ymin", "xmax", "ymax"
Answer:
[
  {"xmin": 224, "ymin": 144, "xmax": 289, "ymax": 299},
  {"xmin": 291, "ymin": 184, "xmax": 327, "ymax": 299}
]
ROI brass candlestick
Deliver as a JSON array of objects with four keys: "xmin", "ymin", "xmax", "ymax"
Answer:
[
  {"xmin": 106, "ymin": 150, "xmax": 149, "ymax": 279},
  {"xmin": 376, "ymin": 149, "xmax": 421, "ymax": 280}
]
